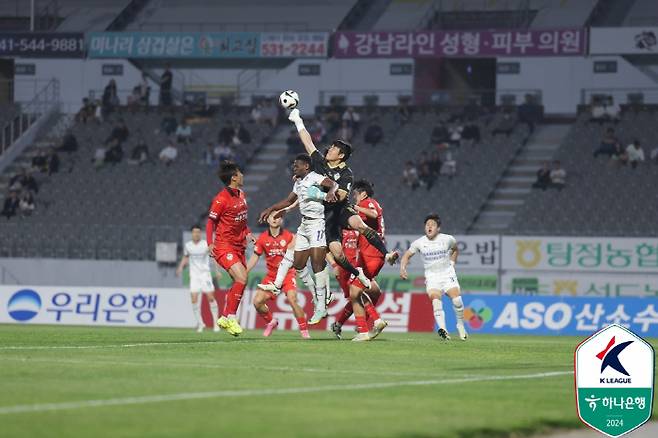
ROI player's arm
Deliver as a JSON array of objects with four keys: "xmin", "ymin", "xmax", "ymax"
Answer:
[
  {"xmin": 399, "ymin": 250, "xmax": 414, "ymax": 280},
  {"xmin": 449, "ymin": 238, "xmax": 459, "ymax": 267},
  {"xmin": 273, "ymin": 199, "xmax": 299, "ymax": 219},
  {"xmin": 354, "ymin": 203, "xmax": 378, "ymax": 219},
  {"xmin": 288, "ymin": 109, "xmax": 317, "ymax": 155},
  {"xmin": 246, "ymin": 253, "xmax": 260, "ymax": 273},
  {"xmin": 259, "ymin": 191, "xmax": 298, "ymax": 223},
  {"xmin": 175, "ymin": 255, "xmax": 189, "ymax": 277},
  {"xmin": 206, "ymin": 217, "xmax": 217, "ymax": 255},
  {"xmin": 326, "ymin": 252, "xmax": 340, "ymax": 278},
  {"xmin": 308, "ymin": 177, "xmax": 339, "ymax": 203}
]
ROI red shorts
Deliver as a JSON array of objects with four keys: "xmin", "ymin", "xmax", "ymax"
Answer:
[
  {"xmin": 350, "ymin": 254, "xmax": 385, "ymax": 290},
  {"xmin": 261, "ymin": 270, "xmax": 296, "ymax": 299},
  {"xmin": 214, "ymin": 248, "xmax": 246, "ymax": 272}
]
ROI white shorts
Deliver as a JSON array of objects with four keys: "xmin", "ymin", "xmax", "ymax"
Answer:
[
  {"xmin": 425, "ymin": 272, "xmax": 460, "ymax": 293},
  {"xmin": 190, "ymin": 272, "xmax": 214, "ymax": 293},
  {"xmin": 295, "ymin": 218, "xmax": 326, "ymax": 251}
]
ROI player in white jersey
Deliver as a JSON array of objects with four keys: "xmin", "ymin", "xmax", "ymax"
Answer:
[
  {"xmin": 176, "ymin": 224, "xmax": 220, "ymax": 332},
  {"xmin": 399, "ymin": 214, "xmax": 467, "ymax": 341},
  {"xmin": 258, "ymin": 153, "xmax": 338, "ymax": 322}
]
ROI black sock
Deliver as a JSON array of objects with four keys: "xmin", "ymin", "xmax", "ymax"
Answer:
[
  {"xmin": 335, "ymin": 253, "xmax": 359, "ymax": 277},
  {"xmin": 362, "ymin": 227, "xmax": 388, "ymax": 256}
]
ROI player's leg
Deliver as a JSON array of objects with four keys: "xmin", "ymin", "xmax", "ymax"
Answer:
[
  {"xmin": 350, "ymin": 284, "xmax": 370, "ymax": 342},
  {"xmin": 216, "ymin": 253, "xmax": 248, "ymax": 336},
  {"xmin": 328, "ymin": 240, "xmax": 371, "ymax": 289},
  {"xmin": 346, "ymin": 213, "xmax": 399, "ymax": 265},
  {"xmin": 325, "ymin": 209, "xmax": 367, "ymax": 286},
  {"xmin": 190, "ymin": 292, "xmax": 204, "ymax": 332},
  {"xmin": 308, "ymin": 246, "xmax": 329, "ymax": 324},
  {"xmin": 330, "ymin": 264, "xmax": 353, "ymax": 339},
  {"xmin": 362, "ymin": 281, "xmax": 388, "ymax": 339},
  {"xmin": 427, "ymin": 285, "xmax": 450, "ymax": 340},
  {"xmin": 203, "ymin": 291, "xmax": 220, "ymax": 332},
  {"xmin": 446, "ymin": 285, "xmax": 467, "ymax": 341},
  {"xmin": 284, "ymin": 286, "xmax": 310, "ymax": 339},
  {"xmin": 252, "ymin": 288, "xmax": 278, "ymax": 337}
]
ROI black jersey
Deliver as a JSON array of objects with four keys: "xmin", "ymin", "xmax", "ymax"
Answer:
[{"xmin": 310, "ymin": 150, "xmax": 353, "ymax": 208}]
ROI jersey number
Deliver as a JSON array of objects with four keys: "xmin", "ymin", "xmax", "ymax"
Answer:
[{"xmin": 316, "ymin": 230, "xmax": 325, "ymax": 241}]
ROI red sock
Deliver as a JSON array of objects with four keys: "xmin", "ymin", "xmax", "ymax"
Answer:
[
  {"xmin": 223, "ymin": 282, "xmax": 246, "ymax": 316},
  {"xmin": 261, "ymin": 309, "xmax": 273, "ymax": 323},
  {"xmin": 364, "ymin": 302, "xmax": 380, "ymax": 322},
  {"xmin": 337, "ymin": 303, "xmax": 353, "ymax": 326},
  {"xmin": 296, "ymin": 317, "xmax": 308, "ymax": 331},
  {"xmin": 355, "ymin": 315, "xmax": 368, "ymax": 334}
]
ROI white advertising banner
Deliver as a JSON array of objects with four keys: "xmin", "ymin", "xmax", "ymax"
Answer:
[
  {"xmin": 387, "ymin": 234, "xmax": 500, "ymax": 269},
  {"xmin": 0, "ymin": 286, "xmax": 195, "ymax": 327},
  {"xmin": 502, "ymin": 236, "xmax": 658, "ymax": 273},
  {"xmin": 501, "ymin": 271, "xmax": 658, "ymax": 297},
  {"xmin": 589, "ymin": 27, "xmax": 658, "ymax": 55}
]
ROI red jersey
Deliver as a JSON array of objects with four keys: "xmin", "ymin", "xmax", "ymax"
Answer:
[
  {"xmin": 254, "ymin": 229, "xmax": 294, "ymax": 275},
  {"xmin": 357, "ymin": 197, "xmax": 385, "ymax": 258},
  {"xmin": 342, "ymin": 229, "xmax": 360, "ymax": 264},
  {"xmin": 207, "ymin": 187, "xmax": 250, "ymax": 251}
]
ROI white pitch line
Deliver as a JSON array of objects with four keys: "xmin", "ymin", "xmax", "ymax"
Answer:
[
  {"xmin": 0, "ymin": 341, "xmax": 223, "ymax": 350},
  {"xmin": 0, "ymin": 371, "xmax": 572, "ymax": 415}
]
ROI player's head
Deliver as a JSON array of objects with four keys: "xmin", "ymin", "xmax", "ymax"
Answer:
[
  {"xmin": 325, "ymin": 139, "xmax": 352, "ymax": 163},
  {"xmin": 292, "ymin": 153, "xmax": 312, "ymax": 177},
  {"xmin": 190, "ymin": 224, "xmax": 202, "ymax": 242},
  {"xmin": 218, "ymin": 160, "xmax": 243, "ymax": 187},
  {"xmin": 424, "ymin": 214, "xmax": 441, "ymax": 238},
  {"xmin": 352, "ymin": 179, "xmax": 374, "ymax": 202},
  {"xmin": 267, "ymin": 213, "xmax": 283, "ymax": 230}
]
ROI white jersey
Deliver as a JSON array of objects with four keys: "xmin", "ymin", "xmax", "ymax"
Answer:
[
  {"xmin": 184, "ymin": 240, "xmax": 211, "ymax": 278},
  {"xmin": 409, "ymin": 233, "xmax": 457, "ymax": 276},
  {"xmin": 293, "ymin": 171, "xmax": 326, "ymax": 219}
]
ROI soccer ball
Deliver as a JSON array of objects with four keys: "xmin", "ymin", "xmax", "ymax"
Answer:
[{"xmin": 279, "ymin": 90, "xmax": 299, "ymax": 109}]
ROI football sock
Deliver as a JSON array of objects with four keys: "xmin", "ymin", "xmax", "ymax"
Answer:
[
  {"xmin": 314, "ymin": 267, "xmax": 329, "ymax": 312},
  {"xmin": 260, "ymin": 307, "xmax": 273, "ymax": 324},
  {"xmin": 224, "ymin": 281, "xmax": 246, "ymax": 316},
  {"xmin": 355, "ymin": 315, "xmax": 369, "ymax": 334},
  {"xmin": 337, "ymin": 302, "xmax": 353, "ymax": 326},
  {"xmin": 192, "ymin": 301, "xmax": 203, "ymax": 326},
  {"xmin": 209, "ymin": 300, "xmax": 219, "ymax": 322},
  {"xmin": 452, "ymin": 296, "xmax": 464, "ymax": 325},
  {"xmin": 296, "ymin": 316, "xmax": 308, "ymax": 331},
  {"xmin": 297, "ymin": 266, "xmax": 316, "ymax": 295},
  {"xmin": 362, "ymin": 227, "xmax": 388, "ymax": 256},
  {"xmin": 432, "ymin": 298, "xmax": 447, "ymax": 331},
  {"xmin": 364, "ymin": 301, "xmax": 380, "ymax": 323},
  {"xmin": 274, "ymin": 249, "xmax": 294, "ymax": 288},
  {"xmin": 334, "ymin": 253, "xmax": 359, "ymax": 277}
]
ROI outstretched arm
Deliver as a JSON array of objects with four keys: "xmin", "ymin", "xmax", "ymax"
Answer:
[
  {"xmin": 400, "ymin": 250, "xmax": 415, "ymax": 280},
  {"xmin": 259, "ymin": 191, "xmax": 298, "ymax": 223},
  {"xmin": 246, "ymin": 253, "xmax": 260, "ymax": 273},
  {"xmin": 288, "ymin": 109, "xmax": 317, "ymax": 155},
  {"xmin": 175, "ymin": 255, "xmax": 189, "ymax": 276}
]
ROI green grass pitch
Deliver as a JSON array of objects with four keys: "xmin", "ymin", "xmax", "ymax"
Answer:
[{"xmin": 1, "ymin": 325, "xmax": 656, "ymax": 438}]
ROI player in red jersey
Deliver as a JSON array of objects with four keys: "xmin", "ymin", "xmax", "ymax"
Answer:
[
  {"xmin": 247, "ymin": 214, "xmax": 310, "ymax": 339},
  {"xmin": 206, "ymin": 161, "xmax": 254, "ymax": 337},
  {"xmin": 332, "ymin": 180, "xmax": 388, "ymax": 341}
]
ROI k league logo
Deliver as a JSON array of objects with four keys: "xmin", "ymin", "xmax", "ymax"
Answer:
[{"xmin": 575, "ymin": 324, "xmax": 654, "ymax": 437}]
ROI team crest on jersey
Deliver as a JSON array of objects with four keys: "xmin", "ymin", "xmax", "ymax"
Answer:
[
  {"xmin": 334, "ymin": 172, "xmax": 340, "ymax": 180},
  {"xmin": 226, "ymin": 253, "xmax": 233, "ymax": 260},
  {"xmin": 280, "ymin": 239, "xmax": 286, "ymax": 247}
]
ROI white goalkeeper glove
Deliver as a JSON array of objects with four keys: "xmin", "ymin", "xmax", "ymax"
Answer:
[{"xmin": 288, "ymin": 108, "xmax": 305, "ymax": 132}]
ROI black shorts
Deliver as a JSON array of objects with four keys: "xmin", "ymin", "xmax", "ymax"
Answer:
[{"xmin": 325, "ymin": 204, "xmax": 356, "ymax": 244}]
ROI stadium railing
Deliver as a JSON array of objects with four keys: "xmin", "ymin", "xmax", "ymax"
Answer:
[{"xmin": 580, "ymin": 87, "xmax": 658, "ymax": 107}]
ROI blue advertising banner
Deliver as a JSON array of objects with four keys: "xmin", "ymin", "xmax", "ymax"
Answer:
[
  {"xmin": 88, "ymin": 32, "xmax": 260, "ymax": 58},
  {"xmin": 449, "ymin": 295, "xmax": 658, "ymax": 336}
]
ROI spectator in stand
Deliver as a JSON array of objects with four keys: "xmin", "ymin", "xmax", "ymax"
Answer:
[
  {"xmin": 214, "ymin": 140, "xmax": 235, "ymax": 162},
  {"xmin": 128, "ymin": 139, "xmax": 150, "ymax": 165},
  {"xmin": 286, "ymin": 129, "xmax": 304, "ymax": 154},
  {"xmin": 160, "ymin": 63, "xmax": 173, "ymax": 106},
  {"xmin": 363, "ymin": 119, "xmax": 383, "ymax": 147},
  {"xmin": 492, "ymin": 109, "xmax": 516, "ymax": 137},
  {"xmin": 31, "ymin": 150, "xmax": 47, "ymax": 173},
  {"xmin": 417, "ymin": 152, "xmax": 434, "ymax": 190},
  {"xmin": 57, "ymin": 130, "xmax": 78, "ymax": 153},
  {"xmin": 106, "ymin": 120, "xmax": 129, "ymax": 146},
  {"xmin": 46, "ymin": 148, "xmax": 59, "ymax": 175},
  {"xmin": 532, "ymin": 161, "xmax": 551, "ymax": 191},
  {"xmin": 594, "ymin": 128, "xmax": 622, "ymax": 158},
  {"xmin": 549, "ymin": 161, "xmax": 566, "ymax": 191},
  {"xmin": 396, "ymin": 101, "xmax": 411, "ymax": 126},
  {"xmin": 9, "ymin": 168, "xmax": 38, "ymax": 193},
  {"xmin": 233, "ymin": 122, "xmax": 251, "ymax": 145},
  {"xmin": 139, "ymin": 73, "xmax": 150, "ymax": 106},
  {"xmin": 651, "ymin": 147, "xmax": 658, "ymax": 165},
  {"xmin": 261, "ymin": 100, "xmax": 278, "ymax": 127},
  {"xmin": 218, "ymin": 120, "xmax": 234, "ymax": 145},
  {"xmin": 250, "ymin": 103, "xmax": 263, "ymax": 124},
  {"xmin": 75, "ymin": 98, "xmax": 96, "ymax": 124},
  {"xmin": 429, "ymin": 151, "xmax": 442, "ymax": 177},
  {"xmin": 19, "ymin": 190, "xmax": 35, "ymax": 216},
  {"xmin": 93, "ymin": 99, "xmax": 103, "ymax": 124},
  {"xmin": 623, "ymin": 140, "xmax": 645, "ymax": 169},
  {"xmin": 441, "ymin": 151, "xmax": 457, "ymax": 178},
  {"xmin": 309, "ymin": 118, "xmax": 326, "ymax": 145},
  {"xmin": 93, "ymin": 145, "xmax": 107, "ymax": 169},
  {"xmin": 338, "ymin": 120, "xmax": 353, "ymax": 142},
  {"xmin": 104, "ymin": 139, "xmax": 123, "ymax": 165},
  {"xmin": 402, "ymin": 161, "xmax": 420, "ymax": 190},
  {"xmin": 589, "ymin": 96, "xmax": 620, "ymax": 125},
  {"xmin": 431, "ymin": 122, "xmax": 449, "ymax": 145},
  {"xmin": 1, "ymin": 191, "xmax": 20, "ymax": 220},
  {"xmin": 518, "ymin": 94, "xmax": 542, "ymax": 133},
  {"xmin": 449, "ymin": 98, "xmax": 484, "ymax": 123},
  {"xmin": 448, "ymin": 125, "xmax": 463, "ymax": 148},
  {"xmin": 101, "ymin": 79, "xmax": 118, "ymax": 118},
  {"xmin": 342, "ymin": 107, "xmax": 360, "ymax": 134},
  {"xmin": 159, "ymin": 142, "xmax": 178, "ymax": 166},
  {"xmin": 160, "ymin": 111, "xmax": 177, "ymax": 136},
  {"xmin": 175, "ymin": 119, "xmax": 192, "ymax": 145},
  {"xmin": 461, "ymin": 122, "xmax": 481, "ymax": 146}
]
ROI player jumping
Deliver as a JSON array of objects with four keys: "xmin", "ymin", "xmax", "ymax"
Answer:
[
  {"xmin": 258, "ymin": 153, "xmax": 339, "ymax": 324},
  {"xmin": 283, "ymin": 108, "xmax": 398, "ymax": 323},
  {"xmin": 399, "ymin": 214, "xmax": 468, "ymax": 341},
  {"xmin": 246, "ymin": 214, "xmax": 311, "ymax": 339},
  {"xmin": 207, "ymin": 161, "xmax": 254, "ymax": 337},
  {"xmin": 176, "ymin": 224, "xmax": 221, "ymax": 333}
]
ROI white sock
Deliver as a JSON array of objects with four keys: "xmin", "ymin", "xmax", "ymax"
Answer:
[
  {"xmin": 314, "ymin": 267, "xmax": 328, "ymax": 312},
  {"xmin": 297, "ymin": 266, "xmax": 316, "ymax": 295},
  {"xmin": 209, "ymin": 300, "xmax": 219, "ymax": 321},
  {"xmin": 452, "ymin": 296, "xmax": 464, "ymax": 325},
  {"xmin": 274, "ymin": 249, "xmax": 294, "ymax": 288},
  {"xmin": 192, "ymin": 301, "xmax": 203, "ymax": 326},
  {"xmin": 432, "ymin": 298, "xmax": 446, "ymax": 330}
]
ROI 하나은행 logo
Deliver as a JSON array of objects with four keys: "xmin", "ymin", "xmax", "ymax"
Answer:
[{"xmin": 463, "ymin": 299, "xmax": 492, "ymax": 330}]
